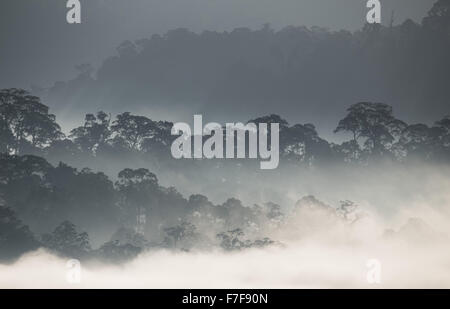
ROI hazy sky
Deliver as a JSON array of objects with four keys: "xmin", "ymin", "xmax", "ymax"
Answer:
[{"xmin": 0, "ymin": 0, "xmax": 434, "ymax": 89}]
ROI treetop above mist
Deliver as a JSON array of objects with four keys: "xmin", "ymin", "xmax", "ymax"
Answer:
[{"xmin": 2, "ymin": 88, "xmax": 450, "ymax": 167}]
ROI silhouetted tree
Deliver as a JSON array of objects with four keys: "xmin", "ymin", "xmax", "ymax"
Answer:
[
  {"xmin": 216, "ymin": 228, "xmax": 274, "ymax": 250},
  {"xmin": 111, "ymin": 112, "xmax": 155, "ymax": 151},
  {"xmin": 41, "ymin": 221, "xmax": 91, "ymax": 259},
  {"xmin": 281, "ymin": 123, "xmax": 333, "ymax": 165},
  {"xmin": 395, "ymin": 124, "xmax": 442, "ymax": 160},
  {"xmin": 163, "ymin": 221, "xmax": 197, "ymax": 248},
  {"xmin": 0, "ymin": 205, "xmax": 39, "ymax": 261},
  {"xmin": 335, "ymin": 102, "xmax": 407, "ymax": 159},
  {"xmin": 333, "ymin": 140, "xmax": 363, "ymax": 163},
  {"xmin": 116, "ymin": 168, "xmax": 159, "ymax": 228},
  {"xmin": 141, "ymin": 120, "xmax": 174, "ymax": 157},
  {"xmin": 216, "ymin": 228, "xmax": 245, "ymax": 251},
  {"xmin": 0, "ymin": 88, "xmax": 63, "ymax": 154},
  {"xmin": 110, "ymin": 226, "xmax": 148, "ymax": 248}
]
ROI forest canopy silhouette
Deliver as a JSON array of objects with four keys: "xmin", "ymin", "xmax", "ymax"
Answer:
[{"xmin": 1, "ymin": 1, "xmax": 450, "ymax": 272}]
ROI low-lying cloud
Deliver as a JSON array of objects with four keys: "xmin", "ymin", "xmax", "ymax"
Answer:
[{"xmin": 2, "ymin": 203, "xmax": 450, "ymax": 288}]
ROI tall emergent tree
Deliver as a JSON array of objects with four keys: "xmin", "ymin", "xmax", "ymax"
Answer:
[
  {"xmin": 0, "ymin": 88, "xmax": 63, "ymax": 154},
  {"xmin": 334, "ymin": 102, "xmax": 406, "ymax": 159},
  {"xmin": 69, "ymin": 111, "xmax": 111, "ymax": 154}
]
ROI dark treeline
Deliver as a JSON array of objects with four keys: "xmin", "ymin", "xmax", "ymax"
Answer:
[
  {"xmin": 1, "ymin": 151, "xmax": 276, "ymax": 261},
  {"xmin": 40, "ymin": 0, "xmax": 450, "ymax": 124},
  {"xmin": 0, "ymin": 149, "xmax": 363, "ymax": 263},
  {"xmin": 1, "ymin": 88, "xmax": 450, "ymax": 168}
]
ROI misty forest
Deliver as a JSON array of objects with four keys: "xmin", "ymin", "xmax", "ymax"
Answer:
[{"xmin": 1, "ymin": 1, "xmax": 450, "ymax": 287}]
